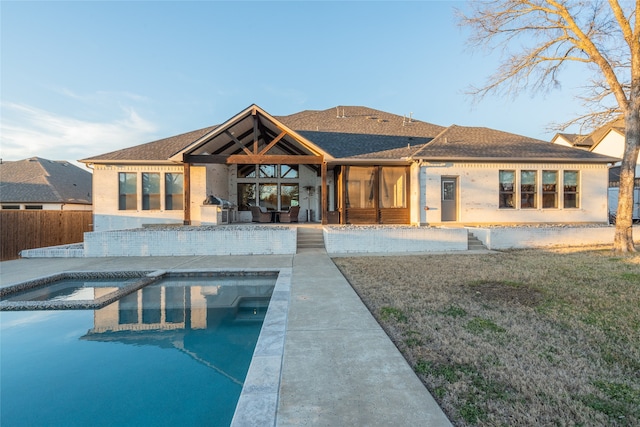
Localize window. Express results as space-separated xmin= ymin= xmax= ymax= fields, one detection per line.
xmin=280 ymin=184 xmax=299 ymax=209
xmin=280 ymin=165 xmax=299 ymax=179
xmin=259 ymin=183 xmax=278 ymax=209
xmin=165 ymin=173 xmax=183 ymax=211
xmin=2 ymin=205 xmax=20 ymax=210
xmin=142 ymin=173 xmax=161 ymax=210
xmin=564 ymin=171 xmax=579 ymax=208
xmin=259 ymin=165 xmax=277 ymax=178
xmin=119 ymin=173 xmax=137 ymax=210
xmin=237 ymin=165 xmax=257 ymax=178
xmin=542 ymin=171 xmax=558 ymax=208
xmin=520 ymin=171 xmax=537 ymax=209
xmin=237 ymin=183 xmax=256 ymax=211
xmin=25 ymin=205 xmax=43 ymax=210
xmin=380 ymin=167 xmax=406 ymax=208
xmin=499 ymin=170 xmax=515 ymax=208
xmin=346 ymin=166 xmax=376 ymax=208
xmin=236 ymin=164 xmax=301 ymax=211
xmin=442 ymin=180 xmax=455 ymax=201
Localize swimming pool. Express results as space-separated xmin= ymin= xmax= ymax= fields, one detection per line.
xmin=0 ymin=271 xmax=283 ymax=427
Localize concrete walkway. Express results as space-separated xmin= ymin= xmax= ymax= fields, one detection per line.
xmin=277 ymin=248 xmax=451 ymax=426
xmin=0 ymin=251 xmax=451 ymax=426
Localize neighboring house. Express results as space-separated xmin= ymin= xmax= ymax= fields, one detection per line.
xmin=81 ymin=104 xmax=616 ymax=232
xmin=0 ymin=157 xmax=92 ymax=211
xmin=551 ymin=117 xmax=639 ymax=220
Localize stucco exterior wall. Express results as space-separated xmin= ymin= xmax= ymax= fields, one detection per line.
xmin=323 ymin=226 xmax=468 ymax=253
xmin=83 ymin=226 xmax=297 ymax=256
xmin=419 ymin=162 xmax=610 ymax=225
xmin=92 ymin=164 xmax=186 ymax=231
xmin=471 ymin=225 xmax=640 ymax=250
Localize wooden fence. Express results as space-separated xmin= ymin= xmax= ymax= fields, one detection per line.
xmin=1 ymin=210 xmax=93 ymax=261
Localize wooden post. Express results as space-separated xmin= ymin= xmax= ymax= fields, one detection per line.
xmin=321 ymin=162 xmax=328 ymax=224
xmin=183 ymin=162 xmax=191 ymax=225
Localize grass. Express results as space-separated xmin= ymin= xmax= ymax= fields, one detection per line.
xmin=333 ymin=246 xmax=640 ymax=427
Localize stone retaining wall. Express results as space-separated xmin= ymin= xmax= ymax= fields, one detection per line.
xmin=323 ymin=226 xmax=468 ymax=254
xmin=470 ymin=225 xmax=640 ymax=250
xmin=83 ymin=226 xmax=297 ymax=257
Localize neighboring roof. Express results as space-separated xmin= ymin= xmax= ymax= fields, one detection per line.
xmin=412 ymin=125 xmax=618 ymax=163
xmin=551 ymin=116 xmax=625 ymax=151
xmin=80 ymin=104 xmax=616 ymax=165
xmin=0 ymin=157 xmax=92 ymax=204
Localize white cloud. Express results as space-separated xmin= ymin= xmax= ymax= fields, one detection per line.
xmin=0 ymin=101 xmax=158 ymax=169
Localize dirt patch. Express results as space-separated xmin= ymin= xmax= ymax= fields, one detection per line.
xmin=467 ymin=280 xmax=544 ymax=307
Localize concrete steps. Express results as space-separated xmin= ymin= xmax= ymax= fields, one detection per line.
xmin=467 ymin=231 xmax=487 ymax=250
xmin=297 ymin=227 xmax=325 ymax=251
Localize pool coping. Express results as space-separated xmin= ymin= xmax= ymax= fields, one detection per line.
xmin=231 ymin=267 xmax=291 ymax=427
xmin=0 ymin=270 xmax=161 ymax=310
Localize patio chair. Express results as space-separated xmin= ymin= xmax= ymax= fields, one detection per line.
xmin=278 ymin=206 xmax=300 ymax=223
xmin=250 ymin=206 xmax=272 ymax=223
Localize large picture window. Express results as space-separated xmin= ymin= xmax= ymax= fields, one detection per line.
xmin=499 ymin=170 xmax=515 ymax=208
xmin=520 ymin=171 xmax=537 ymax=209
xmin=542 ymin=171 xmax=558 ymax=209
xmin=563 ymin=171 xmax=579 ymax=208
xmin=165 ymin=173 xmax=183 ymax=211
xmin=236 ymin=164 xmax=300 ymax=211
xmin=119 ymin=173 xmax=137 ymax=210
xmin=142 ymin=173 xmax=161 ymax=210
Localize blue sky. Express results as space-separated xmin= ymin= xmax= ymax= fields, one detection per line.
xmin=1 ymin=1 xmax=590 ymax=169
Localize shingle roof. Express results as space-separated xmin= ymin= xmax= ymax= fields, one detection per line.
xmin=276 ymin=106 xmax=445 ymax=138
xmin=552 ymin=116 xmax=625 ymax=150
xmin=80 ymin=105 xmax=616 ymax=164
xmin=412 ymin=125 xmax=618 ymax=162
xmin=0 ymin=157 xmax=92 ymax=204
xmin=80 ymin=125 xmax=217 ymax=163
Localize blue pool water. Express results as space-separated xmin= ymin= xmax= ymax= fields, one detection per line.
xmin=1 ymin=277 xmax=139 ymax=302
xmin=0 ymin=274 xmax=275 ymax=427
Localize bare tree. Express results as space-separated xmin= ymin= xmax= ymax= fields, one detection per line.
xmin=459 ymin=0 xmax=639 ymax=253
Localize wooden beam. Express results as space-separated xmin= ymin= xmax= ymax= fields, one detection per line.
xmin=258 ymin=131 xmax=287 ymax=155
xmin=253 ymin=115 xmax=259 ymax=154
xmin=224 ymin=130 xmax=252 ymax=156
xmin=185 ymin=154 xmax=229 ymax=164
xmin=321 ymin=162 xmax=328 ymax=224
xmin=226 ymin=154 xmax=323 ymax=164
xmin=183 ymin=162 xmax=191 ymax=225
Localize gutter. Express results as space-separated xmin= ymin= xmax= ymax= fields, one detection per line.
xmin=412 ymin=156 xmax=619 ymax=164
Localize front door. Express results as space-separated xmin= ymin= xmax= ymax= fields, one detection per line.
xmin=441 ymin=177 xmax=458 ymax=222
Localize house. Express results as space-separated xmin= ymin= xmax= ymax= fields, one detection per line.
xmin=0 ymin=157 xmax=92 ymax=211
xmin=81 ymin=104 xmax=617 ymax=232
xmin=551 ymin=117 xmax=639 ymax=220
